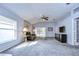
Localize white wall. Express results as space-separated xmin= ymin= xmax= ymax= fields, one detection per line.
xmin=0 ymin=5 xmax=24 ymax=52
xmin=33 ymin=22 xmax=55 ymax=37
xmin=55 ymin=5 xmax=79 ymax=45
xmin=55 ymin=15 xmax=74 ymax=45
xmin=55 ymin=9 xmax=79 ymax=45
xmin=23 ymin=20 xmax=33 ymax=33
xmin=33 ymin=15 xmax=76 ymax=45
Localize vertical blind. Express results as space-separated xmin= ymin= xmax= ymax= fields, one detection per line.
xmin=0 ymin=16 xmax=17 ymax=44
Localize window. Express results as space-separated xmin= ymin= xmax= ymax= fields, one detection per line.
xmin=35 ymin=27 xmax=46 ymax=37
xmin=0 ymin=15 xmax=17 ymax=44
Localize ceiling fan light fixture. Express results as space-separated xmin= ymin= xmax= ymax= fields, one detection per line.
xmin=42 ymin=19 xmax=46 ymax=21
xmin=66 ymin=3 xmax=70 ymax=5
xmin=41 ymin=15 xmax=49 ymax=21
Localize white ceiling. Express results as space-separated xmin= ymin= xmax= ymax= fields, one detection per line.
xmin=1 ymin=3 xmax=79 ymax=24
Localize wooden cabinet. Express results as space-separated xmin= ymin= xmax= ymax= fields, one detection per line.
xmin=55 ymin=33 xmax=67 ymax=43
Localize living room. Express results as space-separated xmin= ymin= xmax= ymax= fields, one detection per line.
xmin=0 ymin=3 xmax=79 ymax=56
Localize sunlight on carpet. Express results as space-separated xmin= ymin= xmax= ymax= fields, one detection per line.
xmin=14 ymin=41 xmax=38 ymax=49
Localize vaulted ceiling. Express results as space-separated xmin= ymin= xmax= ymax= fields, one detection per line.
xmin=1 ymin=3 xmax=79 ymax=24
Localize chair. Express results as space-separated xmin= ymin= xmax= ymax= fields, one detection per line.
xmin=26 ymin=32 xmax=31 ymax=41
xmin=26 ymin=32 xmax=36 ymax=41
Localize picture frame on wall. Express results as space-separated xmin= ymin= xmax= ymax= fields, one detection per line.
xmin=48 ymin=27 xmax=53 ymax=31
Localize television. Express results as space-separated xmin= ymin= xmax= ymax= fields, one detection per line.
xmin=59 ymin=26 xmax=65 ymax=33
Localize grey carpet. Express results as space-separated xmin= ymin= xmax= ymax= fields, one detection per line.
xmin=1 ymin=38 xmax=79 ymax=56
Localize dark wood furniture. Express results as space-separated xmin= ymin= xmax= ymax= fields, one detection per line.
xmin=26 ymin=32 xmax=31 ymax=41
xmin=55 ymin=33 xmax=67 ymax=43
xmin=26 ymin=32 xmax=36 ymax=41
xmin=31 ymin=34 xmax=36 ymax=40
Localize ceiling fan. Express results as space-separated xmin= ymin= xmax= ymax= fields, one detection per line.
xmin=66 ymin=3 xmax=70 ymax=5
xmin=41 ymin=15 xmax=49 ymax=21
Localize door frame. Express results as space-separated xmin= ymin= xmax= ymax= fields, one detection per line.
xmin=74 ymin=17 xmax=79 ymax=45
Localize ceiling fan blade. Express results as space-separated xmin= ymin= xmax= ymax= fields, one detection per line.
xmin=41 ymin=15 xmax=49 ymax=21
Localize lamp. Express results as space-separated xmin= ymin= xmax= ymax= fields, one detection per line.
xmin=42 ymin=19 xmax=46 ymax=21
xmin=23 ymin=27 xmax=29 ymax=35
xmin=23 ymin=27 xmax=28 ymax=32
xmin=23 ymin=27 xmax=29 ymax=41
